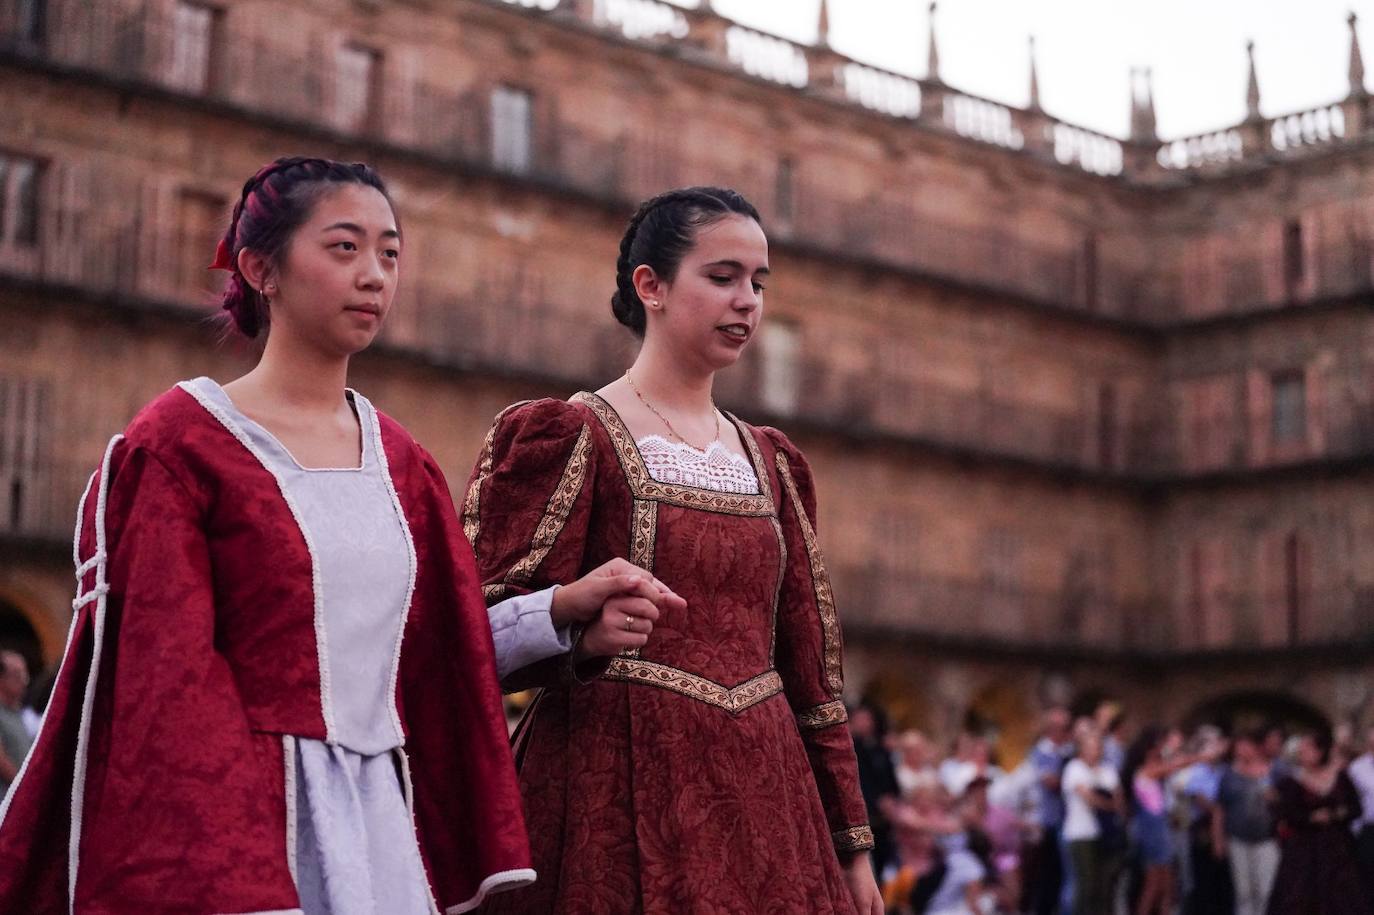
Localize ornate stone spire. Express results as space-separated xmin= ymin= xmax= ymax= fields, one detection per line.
xmin=1129 ymin=66 xmax=1157 ymax=143
xmin=926 ymin=1 xmax=941 ymax=82
xmin=1028 ymin=35 xmax=1041 ymax=110
xmin=816 ymin=0 xmax=831 ymax=49
xmin=1245 ymin=39 xmax=1262 ymax=120
xmin=1350 ymin=11 xmax=1367 ymax=97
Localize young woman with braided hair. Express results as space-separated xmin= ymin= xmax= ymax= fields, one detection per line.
xmin=466 ymin=187 xmax=883 ymax=914
xmin=0 ymin=156 xmax=683 ymax=914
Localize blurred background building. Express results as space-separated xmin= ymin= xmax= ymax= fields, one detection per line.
xmin=1 ymin=0 xmax=1372 ymax=757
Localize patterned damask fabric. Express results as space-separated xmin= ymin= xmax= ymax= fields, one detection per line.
xmin=467 ymin=397 xmax=871 ymax=915
xmin=0 ymin=384 xmax=532 ymax=914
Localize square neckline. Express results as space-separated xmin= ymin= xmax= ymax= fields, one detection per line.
xmin=198 ymin=377 xmax=370 ymax=473
xmin=578 ymin=391 xmax=765 ymax=498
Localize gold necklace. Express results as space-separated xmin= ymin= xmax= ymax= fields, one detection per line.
xmin=624 ymin=372 xmax=721 ymax=451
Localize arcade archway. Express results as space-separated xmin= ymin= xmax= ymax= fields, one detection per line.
xmin=0 ymin=595 xmax=42 ymax=680
xmin=1185 ymin=690 xmax=1330 ymax=736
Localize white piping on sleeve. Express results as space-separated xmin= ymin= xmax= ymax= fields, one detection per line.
xmin=67 ymin=433 xmax=122 ymax=912
xmin=71 ymin=468 xmax=96 ymax=568
xmin=0 ymin=466 xmax=99 ymax=833
xmin=73 ymin=552 xmax=104 ymax=579
xmin=443 ymin=869 xmax=539 ymax=914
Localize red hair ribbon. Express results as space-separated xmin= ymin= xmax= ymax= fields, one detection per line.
xmin=209 ymin=237 xmax=233 ymax=272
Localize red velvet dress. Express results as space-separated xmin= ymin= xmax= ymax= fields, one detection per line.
xmin=0 ymin=384 xmax=531 ymax=914
xmin=466 ymin=393 xmax=873 ymax=914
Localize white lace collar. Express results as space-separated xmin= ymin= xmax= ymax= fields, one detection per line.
xmin=635 ymin=434 xmax=760 ymax=495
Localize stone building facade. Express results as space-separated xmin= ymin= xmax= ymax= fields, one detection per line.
xmin=2 ymin=0 xmax=1372 ymax=755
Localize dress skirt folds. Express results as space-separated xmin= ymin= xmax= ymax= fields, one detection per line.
xmin=466 ymin=394 xmax=873 ymax=914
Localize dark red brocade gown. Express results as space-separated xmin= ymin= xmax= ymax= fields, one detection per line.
xmin=468 ymin=393 xmax=873 ymax=915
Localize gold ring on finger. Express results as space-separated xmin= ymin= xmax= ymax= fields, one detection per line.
xmin=624 ymin=615 xmax=635 ymax=631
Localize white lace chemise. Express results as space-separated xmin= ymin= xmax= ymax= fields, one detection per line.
xmin=636 ymin=434 xmax=759 ymax=493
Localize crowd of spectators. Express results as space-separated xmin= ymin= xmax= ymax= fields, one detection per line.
xmin=851 ymin=700 xmax=1374 ymax=915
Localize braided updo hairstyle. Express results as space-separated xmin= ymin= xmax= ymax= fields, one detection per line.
xmin=212 ymin=156 xmax=395 ymax=338
xmin=611 ymin=187 xmax=761 ymax=337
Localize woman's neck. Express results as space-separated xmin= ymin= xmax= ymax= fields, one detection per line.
xmin=243 ymin=332 xmax=350 ymax=414
xmin=626 ymin=338 xmax=715 ymax=415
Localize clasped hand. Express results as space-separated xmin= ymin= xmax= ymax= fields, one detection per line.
xmin=550 ymin=558 xmax=685 ymax=658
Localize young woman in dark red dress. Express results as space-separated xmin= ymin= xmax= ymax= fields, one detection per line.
xmin=468 ymin=188 xmax=883 ymax=914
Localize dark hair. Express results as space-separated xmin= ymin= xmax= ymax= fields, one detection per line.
xmin=1122 ymin=724 xmax=1167 ymax=814
xmin=213 ymin=156 xmax=394 ymax=338
xmin=1302 ymin=728 xmax=1334 ymax=765
xmin=611 ymin=186 xmax=761 ymax=337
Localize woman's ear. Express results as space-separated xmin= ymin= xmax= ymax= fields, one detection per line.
xmin=632 ymin=264 xmax=666 ymax=312
xmin=236 ymin=248 xmax=275 ymax=297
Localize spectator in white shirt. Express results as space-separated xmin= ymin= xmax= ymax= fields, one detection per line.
xmin=895 ymin=729 xmax=940 ymax=798
xmin=940 ymin=732 xmax=1004 ymax=799
xmin=1062 ymin=729 xmax=1123 ymax=915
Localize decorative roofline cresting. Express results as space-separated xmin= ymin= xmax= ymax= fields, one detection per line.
xmin=494 ymin=0 xmax=1374 ymax=185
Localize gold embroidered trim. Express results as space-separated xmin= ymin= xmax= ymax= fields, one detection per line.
xmin=630 ymin=499 xmax=657 ymax=570
xmin=498 ymin=424 xmax=592 ymax=593
xmin=573 ymin=392 xmax=774 ymax=517
xmin=605 ymin=658 xmax=782 ymax=715
xmin=776 ymin=453 xmax=844 ymax=699
xmin=462 ymin=411 xmax=506 ymax=544
xmin=738 ymin=419 xmax=774 ymax=504
xmin=767 ymin=515 xmax=786 ymax=666
xmin=482 ymin=583 xmax=507 ymax=601
xmin=622 ymin=499 xmax=659 ymax=660
xmin=797 ymin=700 xmax=849 ymax=730
xmin=833 ymin=825 xmax=875 ymax=852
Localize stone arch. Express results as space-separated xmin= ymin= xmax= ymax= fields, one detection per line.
xmin=861 ymin=671 xmax=936 ymax=738
xmin=0 ymin=593 xmax=46 ymax=681
xmin=0 ymin=585 xmax=65 ymax=670
xmin=967 ymin=677 xmax=1039 ymax=766
xmin=1184 ymin=689 xmax=1330 ymax=737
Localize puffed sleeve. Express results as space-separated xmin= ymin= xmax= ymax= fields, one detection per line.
xmin=463 ymin=399 xmax=602 ymax=692
xmin=765 ymin=428 xmax=874 ymax=859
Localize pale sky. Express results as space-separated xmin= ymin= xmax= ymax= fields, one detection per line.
xmin=701 ymin=0 xmax=1374 ymax=140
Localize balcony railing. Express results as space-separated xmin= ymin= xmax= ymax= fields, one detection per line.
xmin=831 ymin=566 xmax=1141 ymax=651
xmin=8 ymin=179 xmax=1374 ymax=482
xmin=0 ymin=461 xmax=89 ymax=546
xmin=830 ymin=568 xmax=1374 ymax=655
xmin=1145 ymin=585 xmax=1374 ymax=654
xmin=6 ymin=4 xmax=1374 ymax=326
xmin=1149 ymin=233 xmax=1374 ymax=323
xmin=0 ymin=1 xmax=1152 ymax=323
xmin=716 ymin=356 xmax=1095 ymax=470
